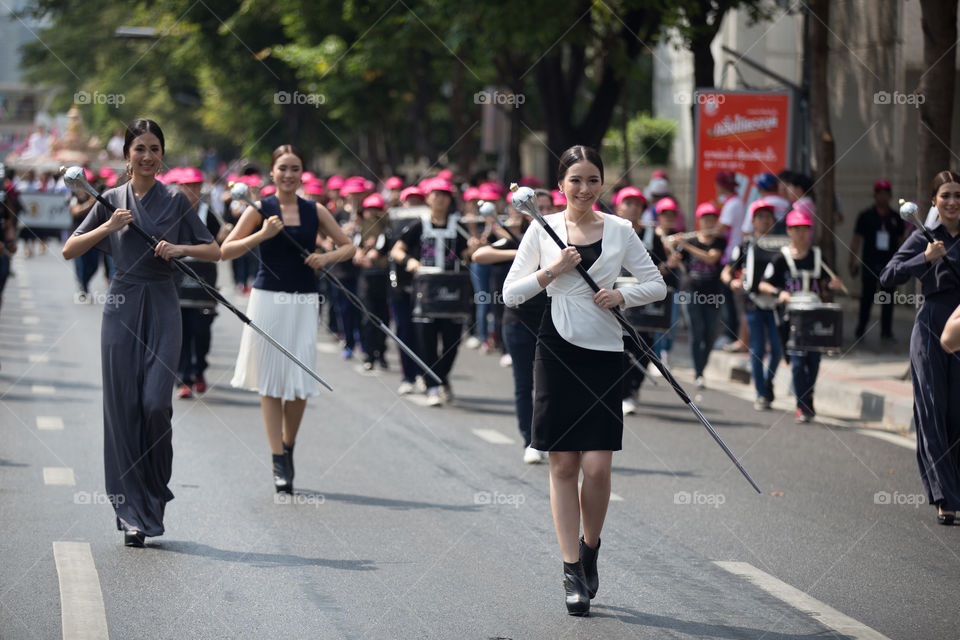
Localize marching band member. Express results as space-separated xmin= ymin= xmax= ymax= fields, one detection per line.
xmin=758 ymin=209 xmax=842 ymax=423
xmin=503 ymin=146 xmax=665 ymax=616
xmin=390 ymin=178 xmax=476 ymax=406
xmin=721 ymin=199 xmax=782 ymax=410
xmin=63 ymin=119 xmax=220 ymax=546
xmin=222 ymin=145 xmax=355 ymax=493
xmin=354 ymin=193 xmax=392 ymax=370
xmin=880 ymin=171 xmax=960 ymax=525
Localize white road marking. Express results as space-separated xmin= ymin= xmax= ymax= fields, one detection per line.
xmin=29 ymin=354 xmax=50 ymax=364
xmin=43 ymin=467 xmax=76 ymax=485
xmin=37 ymin=416 xmax=65 ymax=430
xmin=472 ymin=428 xmax=516 ymax=445
xmin=609 ymin=492 xmax=624 ymax=502
xmin=21 ymin=301 xmax=35 ymax=310
xmin=26 ymin=333 xmax=44 ymax=343
xmin=714 ymin=561 xmax=891 ymax=639
xmin=853 ymin=428 xmax=916 ymax=450
xmin=53 ymin=541 xmax=110 ymax=640
xmin=316 ymin=342 xmax=339 ymax=354
xmin=18 ymin=290 xmax=33 ymax=298
xmin=22 ymin=316 xmax=40 ymax=325
xmin=32 ymin=385 xmax=56 ymax=395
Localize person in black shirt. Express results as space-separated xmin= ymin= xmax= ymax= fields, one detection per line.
xmin=354 ymin=193 xmax=393 ymax=370
xmin=721 ymin=200 xmax=783 ymax=410
xmin=647 ymin=198 xmax=684 ymax=363
xmin=759 ymin=209 xmax=843 ymax=423
xmin=849 ymin=179 xmax=905 ymax=342
xmin=0 ymin=166 xmax=18 ymax=320
xmin=472 ymin=212 xmax=548 ymax=463
xmin=390 ymin=178 xmax=475 ymax=406
xmin=670 ymin=202 xmax=727 ymax=388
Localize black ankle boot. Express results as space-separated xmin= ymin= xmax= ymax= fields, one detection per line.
xmin=272 ymin=454 xmax=292 ymax=493
xmin=579 ymin=537 xmax=601 ymax=599
xmin=283 ymin=442 xmax=295 ymax=482
xmin=562 ymin=561 xmax=590 ymax=616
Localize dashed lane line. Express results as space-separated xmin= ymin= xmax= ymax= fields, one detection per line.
xmin=714 ymin=561 xmax=892 ymax=640
xmin=52 ymin=542 xmax=110 ymax=640
xmin=43 ymin=467 xmax=76 ymax=486
xmin=37 ymin=416 xmax=65 ymax=430
xmin=472 ymin=428 xmax=516 ymax=445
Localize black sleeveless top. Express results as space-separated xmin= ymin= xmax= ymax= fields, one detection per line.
xmin=252 ymin=195 xmax=320 ymax=293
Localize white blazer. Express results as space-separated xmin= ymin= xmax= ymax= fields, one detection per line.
xmin=503 ymin=213 xmax=667 ymax=351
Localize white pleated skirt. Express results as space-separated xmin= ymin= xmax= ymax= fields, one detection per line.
xmin=231 ymin=288 xmax=322 ymax=400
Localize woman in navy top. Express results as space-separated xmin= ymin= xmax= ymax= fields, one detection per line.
xmin=222 ymin=145 xmax=355 ymax=493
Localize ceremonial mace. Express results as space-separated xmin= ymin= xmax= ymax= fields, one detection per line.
xmin=510 ymin=184 xmax=762 ymax=493
xmin=61 ymin=166 xmax=333 ymax=391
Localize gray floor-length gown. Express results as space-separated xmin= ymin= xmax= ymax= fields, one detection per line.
xmin=75 ymin=181 xmax=214 ymax=536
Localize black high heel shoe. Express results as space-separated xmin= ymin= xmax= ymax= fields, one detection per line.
xmin=272 ymin=454 xmax=292 ymax=493
xmin=579 ymin=537 xmax=601 ymax=599
xmin=123 ymin=530 xmax=145 ymax=547
xmin=283 ymin=442 xmax=295 ymax=482
xmin=562 ymin=561 xmax=590 ymax=616
xmin=937 ymin=510 xmax=956 ymax=525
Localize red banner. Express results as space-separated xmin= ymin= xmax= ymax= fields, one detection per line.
xmin=693 ymin=90 xmax=794 ymax=209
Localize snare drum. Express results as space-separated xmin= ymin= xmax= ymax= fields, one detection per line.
xmin=615 ymin=277 xmax=674 ymax=332
xmin=784 ymin=302 xmax=843 ymax=352
xmin=412 ymin=269 xmax=474 ymax=320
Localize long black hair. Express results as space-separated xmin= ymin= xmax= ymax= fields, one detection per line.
xmin=558 ymin=145 xmax=604 ymax=183
xmin=123 ymin=118 xmax=165 ymax=158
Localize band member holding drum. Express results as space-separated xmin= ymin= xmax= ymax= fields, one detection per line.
xmin=880 ymin=170 xmax=960 ymax=525
xmin=759 ymin=209 xmax=842 ymax=423
xmin=503 ymin=146 xmax=666 ymax=616
xmin=472 ymin=210 xmax=548 ymax=464
xmin=390 ymin=178 xmax=475 ymax=406
xmin=63 ymin=119 xmax=220 ymax=546
xmin=670 ymin=202 xmax=727 ymax=389
xmin=721 ymin=200 xmax=783 ymax=410
xmin=174 ymin=167 xmax=225 ymax=398
xmin=223 ymin=145 xmax=355 ymax=494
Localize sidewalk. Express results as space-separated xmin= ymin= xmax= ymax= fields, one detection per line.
xmin=663 ymin=295 xmax=918 ymax=434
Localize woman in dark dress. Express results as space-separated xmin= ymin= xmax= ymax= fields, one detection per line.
xmin=880 ymin=170 xmax=960 ymax=525
xmin=62 ymin=119 xmax=220 ymax=546
xmin=503 ymin=146 xmax=666 ymax=616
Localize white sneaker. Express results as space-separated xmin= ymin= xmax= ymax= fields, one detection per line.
xmin=464 ymin=336 xmax=482 ymax=349
xmin=622 ymin=397 xmax=637 ymax=415
xmin=523 ymin=446 xmax=544 ymax=464
xmin=695 ymin=376 xmax=706 ymax=389
xmin=397 ymin=380 xmax=415 ymax=395
xmin=440 ymin=384 xmax=454 ymax=403
xmin=649 ymin=362 xmax=663 ymax=377
xmin=499 ymin=353 xmax=513 ymax=368
xmin=414 ymin=376 xmax=428 ymax=394
xmin=426 ymin=387 xmax=442 ymax=406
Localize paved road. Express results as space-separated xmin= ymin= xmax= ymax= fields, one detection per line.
xmin=1 ymin=251 xmax=956 ymax=640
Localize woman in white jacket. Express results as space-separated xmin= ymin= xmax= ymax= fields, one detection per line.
xmin=503 ymin=146 xmax=666 ymax=616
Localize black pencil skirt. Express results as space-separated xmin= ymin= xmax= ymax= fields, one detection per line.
xmin=531 ymin=307 xmax=624 ymax=452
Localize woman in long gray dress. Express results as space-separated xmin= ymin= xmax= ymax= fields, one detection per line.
xmin=62 ymin=119 xmax=220 ymax=546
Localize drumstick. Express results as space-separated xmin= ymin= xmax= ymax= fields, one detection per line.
xmin=820 ymin=261 xmax=849 ymax=295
